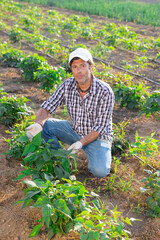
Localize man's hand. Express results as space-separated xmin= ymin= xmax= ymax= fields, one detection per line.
xmin=26 ymin=123 xmax=43 ymax=141
xmin=67 ymin=141 xmax=82 ymax=154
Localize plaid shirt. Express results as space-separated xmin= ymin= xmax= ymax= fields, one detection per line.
xmin=41 ymin=76 xmax=115 ymax=142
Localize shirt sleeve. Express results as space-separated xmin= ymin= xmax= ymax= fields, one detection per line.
xmin=41 ymin=82 xmax=65 ymax=114
xmin=91 ymin=89 xmax=115 ymax=135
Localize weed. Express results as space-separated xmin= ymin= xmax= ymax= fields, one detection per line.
xmin=140 ymin=169 xmax=160 ymax=217
xmin=129 ymin=132 xmax=160 ymax=166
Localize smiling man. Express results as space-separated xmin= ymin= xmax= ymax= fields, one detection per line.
xmin=26 ymin=48 xmax=115 ymax=178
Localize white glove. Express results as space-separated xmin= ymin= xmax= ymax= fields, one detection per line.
xmin=26 ymin=123 xmax=43 ymax=141
xmin=67 ymin=141 xmax=82 ymax=154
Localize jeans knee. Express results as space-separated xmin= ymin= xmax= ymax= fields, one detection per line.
xmin=90 ymin=167 xmax=110 ymax=178
xmin=43 ymin=118 xmax=52 ymax=129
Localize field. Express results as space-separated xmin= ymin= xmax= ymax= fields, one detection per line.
xmin=0 ymin=0 xmax=160 ymax=239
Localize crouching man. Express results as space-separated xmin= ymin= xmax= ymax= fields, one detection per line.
xmin=26 ymin=48 xmax=115 ymax=178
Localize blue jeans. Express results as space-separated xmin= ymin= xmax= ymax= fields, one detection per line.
xmin=41 ymin=118 xmax=112 ymax=178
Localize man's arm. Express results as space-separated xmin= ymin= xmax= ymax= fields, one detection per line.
xmin=35 ymin=107 xmax=50 ymax=127
xmin=80 ymin=130 xmax=100 ymax=146
xmin=68 ymin=131 xmax=100 ymax=154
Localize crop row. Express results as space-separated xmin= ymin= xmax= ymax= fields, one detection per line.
xmin=1 ymin=0 xmax=160 ymax=88
xmin=18 ymin=0 xmax=160 ymax=27
xmin=1 ymin=0 xmax=160 ymax=53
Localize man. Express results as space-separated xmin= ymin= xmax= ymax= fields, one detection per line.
xmin=26 ymin=48 xmax=115 ymax=178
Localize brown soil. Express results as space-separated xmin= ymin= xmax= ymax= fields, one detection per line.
xmin=0 ymin=1 xmax=160 ymax=240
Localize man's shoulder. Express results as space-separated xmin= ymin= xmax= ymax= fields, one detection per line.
xmin=94 ymin=77 xmax=113 ymax=94
xmin=62 ymin=77 xmax=75 ymax=88
xmin=64 ymin=77 xmax=74 ymax=83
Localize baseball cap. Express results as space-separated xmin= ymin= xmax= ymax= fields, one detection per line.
xmin=69 ymin=48 xmax=93 ymax=65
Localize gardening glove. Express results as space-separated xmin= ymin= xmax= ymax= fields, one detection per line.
xmin=67 ymin=141 xmax=82 ymax=154
xmin=26 ymin=123 xmax=43 ymax=141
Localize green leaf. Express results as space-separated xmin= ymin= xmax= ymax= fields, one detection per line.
xmin=22 ymin=199 xmax=33 ymax=209
xmin=67 ymin=198 xmax=76 ymax=211
xmin=17 ymin=135 xmax=29 ymax=143
xmin=14 ymin=173 xmax=28 ymax=181
xmin=23 ymin=180 xmax=37 ymax=187
xmin=53 ymin=199 xmax=71 ymax=219
xmin=51 ymin=214 xmax=57 ymax=223
xmin=85 ymin=220 xmax=95 ymax=229
xmin=43 ymin=173 xmax=53 ymax=182
xmin=54 ymin=166 xmax=64 ymax=180
xmin=80 ymin=234 xmax=88 ymax=240
xmin=51 ymin=149 xmax=69 ymax=158
xmin=32 ymin=132 xmax=41 ymax=146
xmin=35 ymin=158 xmax=45 ymax=171
xmin=100 ymin=232 xmax=110 ymax=240
xmin=154 ymin=190 xmax=160 ymax=201
xmin=22 ymin=143 xmax=36 ymax=156
xmin=86 ymin=231 xmax=99 ymax=240
xmin=65 ymin=220 xmax=74 ymax=234
xmin=115 ymin=222 xmax=124 ymax=234
xmin=92 ymin=199 xmax=101 ymax=212
xmin=29 ymin=224 xmax=43 ymax=238
xmin=74 ymin=217 xmax=84 ymax=223
xmin=125 ymin=217 xmax=132 ymax=225
xmin=42 ymin=204 xmax=54 ymax=228
xmin=74 ymin=222 xmax=83 ymax=231
xmin=34 ymin=195 xmax=51 ymax=208
xmin=80 ymin=200 xmax=91 ymax=212
xmin=43 ymin=152 xmax=51 ymax=162
xmin=48 ymin=226 xmax=55 ymax=240
xmin=25 ymin=190 xmax=41 ymax=200
xmin=0 ymin=106 xmax=6 ymax=116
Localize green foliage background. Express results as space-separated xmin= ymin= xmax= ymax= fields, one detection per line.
xmin=19 ymin=0 xmax=160 ymax=26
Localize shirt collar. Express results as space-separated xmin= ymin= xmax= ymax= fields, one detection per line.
xmin=89 ymin=75 xmax=97 ymax=95
xmin=71 ymin=75 xmax=97 ymax=95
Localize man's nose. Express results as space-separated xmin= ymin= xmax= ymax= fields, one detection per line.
xmin=77 ymin=66 xmax=82 ymax=72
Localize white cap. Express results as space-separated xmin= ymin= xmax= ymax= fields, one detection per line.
xmin=69 ymin=48 xmax=93 ymax=65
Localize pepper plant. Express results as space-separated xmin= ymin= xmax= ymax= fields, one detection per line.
xmin=0 ymin=48 xmax=25 ymax=67
xmin=114 ymin=81 xmax=149 ymax=110
xmin=18 ymin=54 xmax=48 ymax=81
xmin=4 ymin=115 xmax=35 ymax=159
xmin=0 ymin=89 xmax=33 ymax=126
xmin=139 ymin=91 xmax=160 ymax=118
xmin=34 ymin=66 xmax=66 ymax=92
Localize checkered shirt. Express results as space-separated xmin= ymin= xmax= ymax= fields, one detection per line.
xmin=41 ymin=75 xmax=115 ymax=142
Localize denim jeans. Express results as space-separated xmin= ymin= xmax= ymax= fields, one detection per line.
xmin=41 ymin=118 xmax=112 ymax=178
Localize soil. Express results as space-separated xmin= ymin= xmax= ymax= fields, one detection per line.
xmin=0 ymin=1 xmax=160 ymax=240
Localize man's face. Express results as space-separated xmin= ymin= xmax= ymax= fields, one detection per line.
xmin=71 ymin=58 xmax=93 ymax=85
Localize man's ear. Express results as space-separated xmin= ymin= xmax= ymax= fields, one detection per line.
xmin=90 ymin=63 xmax=93 ymax=71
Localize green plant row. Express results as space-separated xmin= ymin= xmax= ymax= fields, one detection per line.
xmin=17 ymin=0 xmax=160 ymax=27
xmin=113 ymin=81 xmax=160 ymax=118
xmin=6 ymin=117 xmax=159 ymax=239
xmin=1 ymin=0 xmax=160 ymax=53
xmin=1 ymin=0 xmax=160 ymax=79
xmin=10 ymin=131 xmax=133 ymax=239
xmin=1 ymin=43 xmax=160 ymax=118
xmin=0 ymin=44 xmax=66 ymax=92
xmin=1 ymin=0 xmax=160 ymax=76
